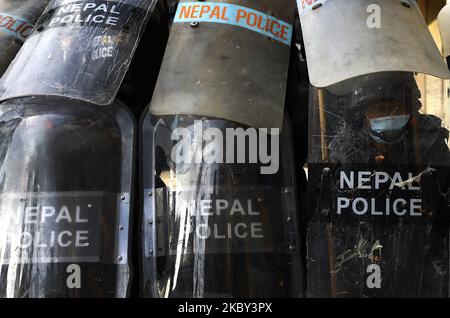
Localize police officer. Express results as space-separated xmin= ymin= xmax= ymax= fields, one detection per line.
xmin=330 ymin=72 xmax=450 ymax=167
xmin=308 ymin=71 xmax=450 ymax=297
xmin=299 ymin=0 xmax=450 ymax=297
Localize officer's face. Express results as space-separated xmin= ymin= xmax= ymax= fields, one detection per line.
xmin=365 ymin=100 xmax=412 ymax=145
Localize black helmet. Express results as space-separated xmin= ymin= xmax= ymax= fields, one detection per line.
xmin=351 ymin=71 xmax=421 ymax=111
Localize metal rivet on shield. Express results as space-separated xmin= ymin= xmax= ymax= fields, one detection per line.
xmin=284 ymin=188 xmax=290 ymax=194
xmin=119 ymin=225 xmax=124 ymax=230
xmin=149 ymin=249 xmax=154 ymax=254
xmin=190 ymin=21 xmax=199 ymax=28
xmin=401 ymin=1 xmax=411 ymax=8
xmin=148 ymin=191 xmax=153 ymax=196
xmin=148 ymin=219 xmax=153 ymax=225
xmin=312 ymin=3 xmax=322 ymax=10
xmin=88 ymin=204 xmax=92 ymax=208
xmin=322 ymin=167 xmax=331 ymax=176
xmin=121 ymin=196 xmax=126 ymax=201
xmin=85 ymin=243 xmax=90 ymax=247
xmin=287 ymin=217 xmax=292 ymax=223
xmin=289 ymin=245 xmax=295 ymax=250
xmin=118 ymin=256 xmax=123 ymax=261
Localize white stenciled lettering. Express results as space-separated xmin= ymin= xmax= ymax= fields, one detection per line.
xmin=55 ymin=206 xmax=72 ymax=223
xmin=58 ymin=231 xmax=72 ymax=247
xmin=336 ymin=197 xmax=422 ymax=217
xmin=8 ymin=230 xmax=92 ymax=249
xmin=75 ymin=230 xmax=89 ymax=247
xmin=193 ymin=223 xmax=265 ymax=240
xmin=336 ymin=170 xmax=423 ymax=217
xmin=339 ymin=170 xmax=421 ymax=190
xmin=49 ymin=2 xmax=122 ymax=28
xmin=8 ymin=205 xmax=89 ymax=224
xmin=182 ymin=198 xmax=266 ymax=240
xmin=3 ymin=201 xmax=93 ymax=251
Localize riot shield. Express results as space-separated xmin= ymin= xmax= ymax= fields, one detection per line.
xmin=0 ymin=0 xmax=49 ymax=76
xmin=140 ymin=114 xmax=303 ymax=298
xmin=0 ymin=96 xmax=135 ymax=298
xmin=139 ymin=0 xmax=303 ymax=298
xmin=149 ymin=0 xmax=295 ymax=130
xmin=306 ymin=72 xmax=450 ymax=297
xmin=0 ymin=0 xmax=157 ymax=105
xmin=298 ymin=0 xmax=450 ymax=88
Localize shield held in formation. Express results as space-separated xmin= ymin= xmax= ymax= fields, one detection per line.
xmin=141 ymin=0 xmax=305 ymax=298
xmin=0 ymin=97 xmax=135 ymax=298
xmin=300 ymin=0 xmax=450 ymax=298
xmin=0 ymin=0 xmax=158 ymax=297
xmin=0 ymin=0 xmax=157 ymax=105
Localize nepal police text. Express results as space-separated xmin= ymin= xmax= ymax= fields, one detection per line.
xmin=2 ymin=205 xmax=90 ymax=249
xmin=336 ymin=171 xmax=423 ymax=216
xmin=181 ymin=199 xmax=264 ymax=240
xmin=48 ymin=2 xmax=121 ymax=28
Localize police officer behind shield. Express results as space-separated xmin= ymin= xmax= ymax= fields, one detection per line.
xmin=330 ymin=72 xmax=450 ymax=169
xmin=316 ymin=71 xmax=450 ymax=297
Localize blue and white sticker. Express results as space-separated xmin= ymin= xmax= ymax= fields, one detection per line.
xmin=0 ymin=13 xmax=33 ymax=42
xmin=174 ymin=2 xmax=293 ymax=46
xmin=297 ymin=0 xmax=327 ymax=15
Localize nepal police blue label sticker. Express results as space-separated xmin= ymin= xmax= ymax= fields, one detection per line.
xmin=0 ymin=13 xmax=34 ymax=42
xmin=174 ymin=2 xmax=293 ymax=46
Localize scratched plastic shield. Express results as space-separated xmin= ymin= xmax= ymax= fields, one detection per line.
xmin=0 ymin=0 xmax=156 ymax=105
xmin=0 ymin=0 xmax=49 ymax=76
xmin=140 ymin=113 xmax=304 ymax=298
xmin=149 ymin=0 xmax=296 ymax=130
xmin=306 ymin=72 xmax=450 ymax=297
xmin=0 ymin=96 xmax=135 ymax=298
xmin=298 ymin=0 xmax=450 ymax=88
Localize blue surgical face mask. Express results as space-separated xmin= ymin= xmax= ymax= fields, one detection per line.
xmin=369 ymin=115 xmax=410 ymax=133
xmin=368 ymin=115 xmax=410 ymax=145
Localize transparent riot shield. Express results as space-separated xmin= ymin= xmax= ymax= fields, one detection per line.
xmin=140 ymin=113 xmax=304 ymax=298
xmin=307 ymin=72 xmax=450 ymax=297
xmin=0 ymin=0 xmax=157 ymax=105
xmin=0 ymin=0 xmax=49 ymax=76
xmin=0 ymin=96 xmax=135 ymax=298
xmin=298 ymin=0 xmax=450 ymax=88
